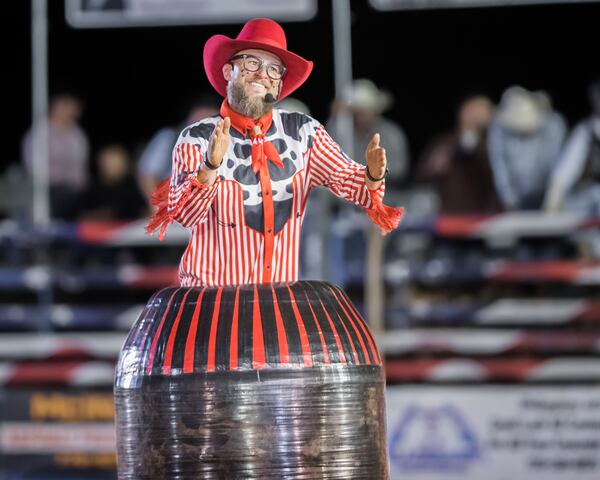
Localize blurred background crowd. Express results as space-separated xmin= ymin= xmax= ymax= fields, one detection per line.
xmin=7 ymin=76 xmax=600 ymax=223
xmin=7 ymin=76 xmax=600 ymax=295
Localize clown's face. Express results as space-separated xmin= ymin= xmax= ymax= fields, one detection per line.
xmin=223 ymin=49 xmax=284 ymax=119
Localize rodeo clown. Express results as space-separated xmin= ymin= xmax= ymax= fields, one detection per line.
xmin=147 ymin=18 xmax=404 ymax=287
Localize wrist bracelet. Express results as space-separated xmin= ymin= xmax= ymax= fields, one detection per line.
xmin=204 ymin=156 xmax=222 ymax=170
xmin=366 ymin=166 xmax=388 ymax=182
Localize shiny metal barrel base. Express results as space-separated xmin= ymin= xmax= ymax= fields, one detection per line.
xmin=115 ymin=365 xmax=388 ymax=479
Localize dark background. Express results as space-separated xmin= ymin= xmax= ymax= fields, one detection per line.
xmin=4 ymin=0 xmax=600 ymax=172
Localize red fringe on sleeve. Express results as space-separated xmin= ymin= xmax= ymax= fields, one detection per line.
xmin=145 ymin=176 xmax=203 ymax=241
xmin=364 ymin=185 xmax=404 ymax=235
xmin=365 ymin=203 xmax=405 ymax=235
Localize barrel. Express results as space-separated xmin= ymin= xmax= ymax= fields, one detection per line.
xmin=114 ymin=281 xmax=389 ymax=479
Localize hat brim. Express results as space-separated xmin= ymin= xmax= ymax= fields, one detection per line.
xmin=203 ymin=35 xmax=313 ymax=101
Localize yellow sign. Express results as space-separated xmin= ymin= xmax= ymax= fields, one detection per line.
xmin=30 ymin=393 xmax=114 ymax=422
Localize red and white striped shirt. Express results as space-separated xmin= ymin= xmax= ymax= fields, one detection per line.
xmin=150 ymin=102 xmax=400 ymax=287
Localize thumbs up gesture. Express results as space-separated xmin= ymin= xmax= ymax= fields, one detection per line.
xmin=365 ymin=133 xmax=387 ymax=186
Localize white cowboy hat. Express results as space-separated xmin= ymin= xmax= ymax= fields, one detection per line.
xmin=342 ymin=79 xmax=393 ymax=112
xmin=497 ymin=85 xmax=550 ymax=133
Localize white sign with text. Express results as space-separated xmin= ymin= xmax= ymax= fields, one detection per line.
xmin=386 ymin=386 xmax=600 ymax=480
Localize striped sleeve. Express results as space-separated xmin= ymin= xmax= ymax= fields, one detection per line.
xmin=308 ymin=124 xmax=385 ymax=209
xmin=169 ymin=141 xmax=220 ymax=228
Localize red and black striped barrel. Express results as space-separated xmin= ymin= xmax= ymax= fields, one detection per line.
xmin=114 ymin=281 xmax=389 ymax=479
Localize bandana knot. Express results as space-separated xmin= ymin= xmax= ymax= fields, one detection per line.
xmin=220 ymin=100 xmax=283 ymax=175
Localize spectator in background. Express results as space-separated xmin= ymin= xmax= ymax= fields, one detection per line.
xmin=21 ymin=93 xmax=90 ymax=220
xmin=488 ymin=86 xmax=566 ymax=210
xmin=327 ymin=79 xmax=410 ymax=196
xmin=80 ymin=144 xmax=147 ymax=221
xmin=276 ymin=96 xmax=312 ymax=115
xmin=544 ymin=78 xmax=600 ymax=214
xmin=417 ymin=94 xmax=499 ymax=213
xmin=136 ymin=94 xmax=220 ymax=199
xmin=324 ymin=79 xmax=410 ymax=287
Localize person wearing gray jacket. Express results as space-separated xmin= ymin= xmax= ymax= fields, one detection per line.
xmin=488 ymin=86 xmax=566 ymax=210
xmin=544 ymin=79 xmax=600 ymax=214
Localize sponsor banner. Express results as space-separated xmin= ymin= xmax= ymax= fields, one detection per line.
xmin=0 ymin=391 xmax=116 ymax=474
xmin=1 ymin=423 xmax=115 ymax=454
xmin=66 ymin=0 xmax=317 ymax=28
xmin=370 ymin=0 xmax=599 ymax=10
xmin=386 ymin=385 xmax=600 ymax=480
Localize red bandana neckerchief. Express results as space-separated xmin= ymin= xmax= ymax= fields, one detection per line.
xmin=220 ymin=100 xmax=283 ymax=174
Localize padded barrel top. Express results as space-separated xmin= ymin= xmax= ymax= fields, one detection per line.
xmin=116 ymin=281 xmax=381 ymax=382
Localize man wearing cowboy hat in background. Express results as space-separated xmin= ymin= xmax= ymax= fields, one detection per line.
xmin=146 ymin=18 xmax=403 ymax=287
xmin=328 ymin=79 xmax=411 ymax=198
xmin=488 ymin=85 xmax=566 ymax=211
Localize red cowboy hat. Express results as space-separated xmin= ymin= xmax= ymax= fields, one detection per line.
xmin=203 ymin=18 xmax=313 ymax=101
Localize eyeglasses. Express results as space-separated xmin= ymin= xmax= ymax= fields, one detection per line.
xmin=229 ymin=54 xmax=286 ymax=80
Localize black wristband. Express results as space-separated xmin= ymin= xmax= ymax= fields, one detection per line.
xmin=204 ymin=156 xmax=222 ymax=170
xmin=366 ymin=166 xmax=388 ymax=182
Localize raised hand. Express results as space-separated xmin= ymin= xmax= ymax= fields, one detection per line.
xmin=207 ymin=116 xmax=231 ymax=167
xmin=365 ymin=133 xmax=387 ymax=183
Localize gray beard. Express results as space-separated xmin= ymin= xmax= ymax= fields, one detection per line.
xmin=227 ymin=82 xmax=273 ymax=119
